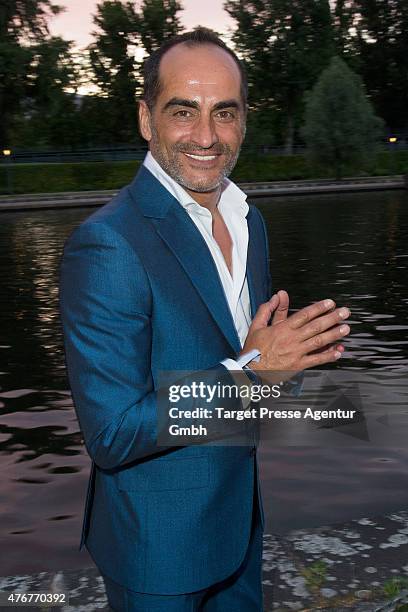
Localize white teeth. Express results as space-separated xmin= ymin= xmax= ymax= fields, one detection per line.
xmin=184 ymin=153 xmax=217 ymax=161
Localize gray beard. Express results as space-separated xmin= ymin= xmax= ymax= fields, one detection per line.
xmin=149 ymin=127 xmax=241 ymax=193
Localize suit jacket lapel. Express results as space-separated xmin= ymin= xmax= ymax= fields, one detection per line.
xmin=129 ymin=166 xmax=242 ymax=354
xmin=156 ymin=209 xmax=242 ymax=353
xmin=246 ymin=207 xmax=265 ymax=318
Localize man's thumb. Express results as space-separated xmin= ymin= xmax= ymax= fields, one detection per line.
xmin=251 ymin=294 xmax=278 ymax=330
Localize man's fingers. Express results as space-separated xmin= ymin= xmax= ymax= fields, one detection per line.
xmin=304 ymin=323 xmax=350 ymax=353
xmin=288 ymin=299 xmax=337 ymax=330
xmin=298 ymin=307 xmax=351 ymax=341
xmin=271 ymin=289 xmax=289 ymax=325
xmin=250 ymin=294 xmax=278 ymax=330
xmin=301 ymin=345 xmax=345 ymax=368
xmin=308 ymin=343 xmax=345 ymax=356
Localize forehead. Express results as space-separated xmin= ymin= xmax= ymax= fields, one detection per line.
xmin=158 ymin=43 xmax=242 ymax=102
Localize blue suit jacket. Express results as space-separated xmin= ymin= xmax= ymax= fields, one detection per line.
xmin=59 ymin=165 xmax=272 ymax=595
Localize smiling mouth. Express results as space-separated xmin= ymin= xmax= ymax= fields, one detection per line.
xmin=183 ymin=153 xmax=218 ymax=161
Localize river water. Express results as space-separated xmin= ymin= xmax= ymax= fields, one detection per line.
xmin=0 ymin=190 xmax=407 ymax=576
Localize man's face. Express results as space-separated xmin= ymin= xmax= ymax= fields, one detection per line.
xmin=139 ymin=43 xmax=246 ymax=194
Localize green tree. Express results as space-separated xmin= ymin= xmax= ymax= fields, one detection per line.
xmin=333 ymin=0 xmax=355 ymax=57
xmin=88 ymin=1 xmax=140 ymax=143
xmin=87 ymin=0 xmax=182 ymax=144
xmin=225 ymin=0 xmax=335 ymax=153
xmin=302 ymin=56 xmax=384 ymax=179
xmin=139 ymin=0 xmax=182 ymax=54
xmin=352 ymin=0 xmax=408 ymax=132
xmin=13 ymin=37 xmax=80 ymax=148
xmin=0 ymin=0 xmax=62 ymax=148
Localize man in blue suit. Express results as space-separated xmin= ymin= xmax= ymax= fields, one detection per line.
xmin=60 ymin=28 xmax=350 ymax=611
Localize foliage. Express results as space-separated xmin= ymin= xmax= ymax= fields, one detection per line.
xmin=0 ymin=0 xmax=63 ymax=148
xmin=231 ymin=154 xmax=312 ymax=182
xmin=225 ymin=0 xmax=335 ymax=152
xmin=332 ymin=0 xmax=355 ymax=58
xmin=375 ymin=150 xmax=408 ymax=176
xmin=244 ymin=107 xmax=280 ymax=149
xmin=301 ymin=560 xmax=328 ymax=592
xmin=1 ymin=0 xmax=183 ymax=149
xmin=87 ymin=1 xmax=141 ymax=143
xmin=2 ymin=1 xmax=408 ymax=150
xmin=12 ymin=37 xmax=80 ymax=148
xmin=0 ymin=160 xmax=141 ymax=194
xmin=3 ymin=149 xmax=406 ymax=195
xmin=0 ymin=0 xmax=62 ymax=40
xmin=383 ymin=577 xmax=408 ymax=599
xmin=352 ymin=0 xmax=408 ymax=132
xmin=139 ymin=0 xmax=183 ymax=54
xmin=85 ymin=0 xmax=182 ymax=144
xmin=0 ymin=38 xmax=32 ymax=146
xmin=302 ymin=56 xmax=384 ymax=179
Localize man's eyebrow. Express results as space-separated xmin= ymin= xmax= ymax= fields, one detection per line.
xmin=162 ymin=98 xmax=200 ymax=111
xmin=162 ymin=98 xmax=242 ymax=112
xmin=212 ymin=100 xmax=241 ymax=111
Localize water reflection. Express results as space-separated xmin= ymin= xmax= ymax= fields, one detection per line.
xmin=256 ymin=190 xmax=408 ymax=370
xmin=0 ymin=191 xmax=407 ymax=575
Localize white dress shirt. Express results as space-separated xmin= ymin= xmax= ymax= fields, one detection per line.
xmin=143 ymin=152 xmax=259 ymax=371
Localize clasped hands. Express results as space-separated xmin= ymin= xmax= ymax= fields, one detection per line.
xmin=241 ymin=290 xmax=351 ymax=376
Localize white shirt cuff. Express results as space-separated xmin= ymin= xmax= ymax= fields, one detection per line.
xmin=221 ymin=349 xmax=261 ymax=410
xmin=221 ymin=348 xmax=261 ymax=373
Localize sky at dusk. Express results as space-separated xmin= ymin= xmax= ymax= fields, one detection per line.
xmin=49 ymin=0 xmax=232 ymax=49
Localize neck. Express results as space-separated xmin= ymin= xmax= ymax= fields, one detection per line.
xmin=184 ymin=185 xmax=221 ymax=213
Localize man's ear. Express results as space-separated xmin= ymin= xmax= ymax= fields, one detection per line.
xmin=241 ymin=104 xmax=248 ymax=139
xmin=138 ymin=100 xmax=152 ymax=142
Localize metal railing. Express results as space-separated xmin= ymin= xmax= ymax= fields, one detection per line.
xmin=2 ymin=141 xmax=407 ymax=165
xmin=3 ymin=144 xmax=306 ymax=164
xmin=5 ymin=146 xmax=148 ymax=164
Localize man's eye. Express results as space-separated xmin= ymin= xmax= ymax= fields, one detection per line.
xmin=216 ymin=110 xmax=235 ymax=121
xmin=174 ymin=110 xmax=193 ymax=118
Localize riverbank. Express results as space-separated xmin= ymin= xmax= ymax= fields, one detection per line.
xmin=0 ymin=175 xmax=406 ymax=211
xmin=1 ymin=509 xmax=407 ymax=611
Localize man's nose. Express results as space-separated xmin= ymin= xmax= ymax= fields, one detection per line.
xmin=190 ymin=115 xmax=219 ymax=148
